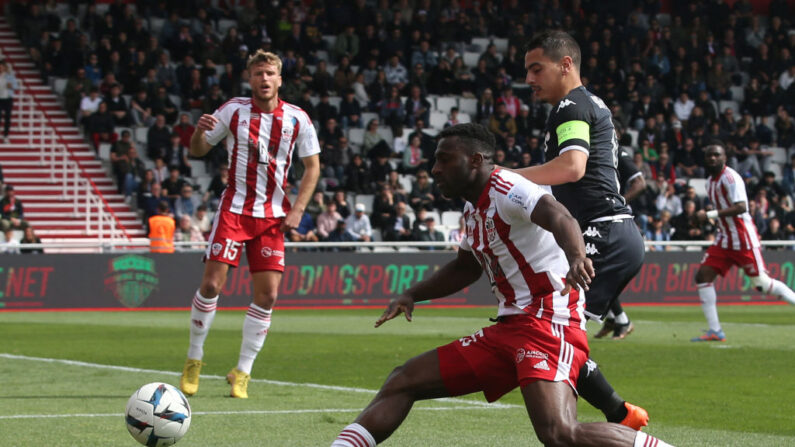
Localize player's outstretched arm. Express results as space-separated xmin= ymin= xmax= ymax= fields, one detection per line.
xmin=374 ymin=249 xmax=482 ymax=327
xmin=696 ymin=201 xmax=746 ymax=222
xmin=282 ymin=154 xmax=320 ymax=233
xmin=189 ymin=114 xmax=218 ymax=157
xmin=624 ymin=175 xmax=646 ymax=203
xmin=512 ymin=150 xmax=587 ymax=185
xmin=530 ymin=195 xmax=594 ymax=294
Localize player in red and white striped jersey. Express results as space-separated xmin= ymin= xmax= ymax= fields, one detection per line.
xmin=692 ymin=142 xmax=795 ymax=342
xmin=179 ymin=50 xmax=320 ymax=398
xmin=331 ymin=124 xmax=672 ymax=447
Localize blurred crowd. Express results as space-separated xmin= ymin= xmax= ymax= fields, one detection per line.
xmin=3 ymin=0 xmax=794 ymax=249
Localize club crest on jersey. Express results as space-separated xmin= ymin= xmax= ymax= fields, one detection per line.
xmin=484 ymin=217 xmax=496 ymax=242
xmin=211 ymin=242 xmax=223 ymax=256
xmin=557 ymin=98 xmax=576 ymax=111
xmin=516 ymin=348 xmax=526 ymax=363
xmin=281 ymin=117 xmax=298 ymax=142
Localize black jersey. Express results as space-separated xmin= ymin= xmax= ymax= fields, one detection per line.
xmin=617 ymin=147 xmax=642 ymax=196
xmin=543 ymin=86 xmax=630 ymax=224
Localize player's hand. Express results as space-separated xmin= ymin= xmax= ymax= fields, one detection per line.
xmin=280 ymin=208 xmax=302 ymax=233
xmin=562 ymin=256 xmax=594 ymax=295
xmin=196 ymin=114 xmax=218 ymax=132
xmin=696 ymin=209 xmax=707 ymax=222
xmin=375 ymin=295 xmax=414 ymax=327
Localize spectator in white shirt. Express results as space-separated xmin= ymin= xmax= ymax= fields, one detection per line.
xmin=345 ymin=203 xmax=372 ymax=242
xmin=384 ymin=55 xmax=408 ymax=91
xmin=779 ymin=65 xmax=795 ymax=91
xmin=673 ymin=92 xmax=695 ymax=122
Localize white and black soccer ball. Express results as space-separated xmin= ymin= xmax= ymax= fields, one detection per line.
xmin=125 ymin=382 xmax=192 ymax=446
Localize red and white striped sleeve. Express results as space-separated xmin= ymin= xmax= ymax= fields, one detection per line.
xmin=205 ymin=99 xmax=243 ymax=146
xmin=293 ymin=110 xmax=321 ymax=158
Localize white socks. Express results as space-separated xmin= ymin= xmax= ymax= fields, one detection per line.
xmin=768 ymin=279 xmax=795 ymax=305
xmin=614 ymin=311 xmax=630 ymax=325
xmin=237 ymin=303 xmax=272 ymax=374
xmin=697 ymin=283 xmax=721 ymax=332
xmin=331 ymin=423 xmax=376 ymax=447
xmin=187 ymin=290 xmax=218 ymax=360
xmin=634 ymin=431 xmax=674 ymax=447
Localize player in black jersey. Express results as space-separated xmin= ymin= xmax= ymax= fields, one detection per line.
xmin=516 ymin=30 xmax=649 ymax=429
xmin=591 ymin=146 xmax=647 ymax=339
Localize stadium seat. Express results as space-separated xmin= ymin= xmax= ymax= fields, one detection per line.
xmin=655 ymin=13 xmax=671 ymax=26
xmin=493 ymin=38 xmax=509 ymax=53
xmin=188 ymin=160 xmax=207 ymax=177
xmin=98 ymin=143 xmax=112 ymax=161
xmin=355 ymin=194 xmax=375 ymax=213
xmin=688 ymin=178 xmax=708 ymax=197
xmin=322 ymin=35 xmax=336 ymax=51
xmin=427 ymin=210 xmax=441 ymax=224
xmin=148 ymin=17 xmax=166 ymax=35
xmin=768 ymin=146 xmax=787 ymax=165
xmin=169 ymin=94 xmax=182 ymax=111
xmin=347 ymin=128 xmax=365 ymax=147
xmin=217 ymin=19 xmax=238 ymax=36
xmin=729 ymin=86 xmax=745 ymax=103
xmin=361 ymin=112 xmax=378 ymax=126
xmin=134 ymin=127 xmax=148 ymax=146
xmin=441 ymin=211 xmax=462 ymax=227
xmin=718 ymin=100 xmax=739 ymax=114
xmin=195 ymin=175 xmax=212 ymax=193
xmin=398 ymin=174 xmax=414 ymax=194
xmin=376 ymin=126 xmax=393 ymax=144
xmin=315 ymin=50 xmax=329 ymax=62
xmin=766 ymin=163 xmax=782 ymax=179
xmin=458 ymin=112 xmax=471 ymax=123
xmin=463 ymin=51 xmax=480 ymax=68
xmin=430 ymin=111 xmax=447 ymax=129
xmin=436 ymin=96 xmax=458 ymax=114
xmin=458 ymin=97 xmax=477 ymax=116
xmin=471 ymin=37 xmax=490 ymax=52
xmin=626 ymin=128 xmax=639 ymax=147
xmin=52 ymin=77 xmax=67 ymax=96
xmin=328 ymin=96 xmax=342 ymax=110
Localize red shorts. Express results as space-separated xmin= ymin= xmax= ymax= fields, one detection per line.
xmin=205 ymin=210 xmax=285 ymax=272
xmin=701 ymin=245 xmax=766 ymax=277
xmin=437 ymin=314 xmax=589 ymax=403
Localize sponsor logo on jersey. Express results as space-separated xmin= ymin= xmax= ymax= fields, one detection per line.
xmin=508 ymin=192 xmax=526 ymax=209
xmin=557 ymin=98 xmax=576 ymax=111
xmin=211 ymin=242 xmax=223 ymax=256
xmin=583 ymin=226 xmax=602 ymax=238
xmin=533 ymin=359 xmax=551 ymax=371
xmin=585 ymin=242 xmax=600 ymax=256
xmin=528 ymin=350 xmax=549 ymax=359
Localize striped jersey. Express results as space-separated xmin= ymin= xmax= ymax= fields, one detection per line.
xmin=460 ymin=169 xmax=586 ymax=329
xmin=707 ymin=165 xmax=760 ymax=251
xmin=205 ymin=97 xmax=320 ymax=218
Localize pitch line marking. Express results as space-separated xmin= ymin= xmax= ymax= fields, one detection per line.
xmin=0 ymin=353 xmax=521 ymax=410
xmin=0 ymin=406 xmax=514 ymax=421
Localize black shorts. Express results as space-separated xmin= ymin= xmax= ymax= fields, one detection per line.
xmin=581 ymin=218 xmax=645 ymax=320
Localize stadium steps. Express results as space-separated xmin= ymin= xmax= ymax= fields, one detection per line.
xmin=0 ymin=18 xmax=142 ymax=246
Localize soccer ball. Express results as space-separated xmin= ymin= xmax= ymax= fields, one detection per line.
xmin=125 ymin=382 xmax=192 ymax=446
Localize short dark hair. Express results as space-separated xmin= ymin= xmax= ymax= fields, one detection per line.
xmin=437 ymin=123 xmax=496 ymax=161
xmin=157 ymin=201 xmax=170 ymax=213
xmin=524 ymin=30 xmax=581 ymax=71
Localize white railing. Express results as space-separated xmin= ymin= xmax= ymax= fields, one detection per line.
xmin=13 ymin=89 xmax=128 ymax=243
xmin=1 ymin=239 xmax=794 ymax=253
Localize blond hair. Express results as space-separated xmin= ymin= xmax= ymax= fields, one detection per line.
xmin=246 ymin=50 xmax=282 ymax=73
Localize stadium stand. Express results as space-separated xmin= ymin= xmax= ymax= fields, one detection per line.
xmin=0 ymin=0 xmax=792 ymax=250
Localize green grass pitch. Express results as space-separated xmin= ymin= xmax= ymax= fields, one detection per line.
xmin=0 ymin=305 xmax=793 ymax=446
